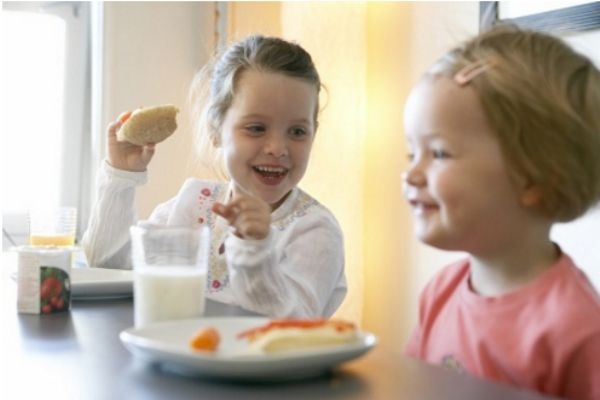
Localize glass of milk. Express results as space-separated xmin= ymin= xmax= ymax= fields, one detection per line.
xmin=130 ymin=223 xmax=210 ymax=328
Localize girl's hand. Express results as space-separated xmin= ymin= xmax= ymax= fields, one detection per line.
xmin=106 ymin=112 xmax=155 ymax=172
xmin=212 ymin=193 xmax=271 ymax=240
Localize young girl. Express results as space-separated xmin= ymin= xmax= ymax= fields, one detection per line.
xmin=402 ymin=25 xmax=600 ymax=399
xmin=82 ymin=35 xmax=346 ymax=318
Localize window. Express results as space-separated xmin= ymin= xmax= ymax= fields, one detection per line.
xmin=1 ymin=2 xmax=92 ymax=249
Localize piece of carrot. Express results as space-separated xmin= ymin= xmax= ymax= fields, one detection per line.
xmin=118 ymin=110 xmax=133 ymax=123
xmin=190 ymin=327 xmax=220 ymax=352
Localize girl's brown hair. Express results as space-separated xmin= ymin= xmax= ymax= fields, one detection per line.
xmin=189 ymin=35 xmax=321 ymax=179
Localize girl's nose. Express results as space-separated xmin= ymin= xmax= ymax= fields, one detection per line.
xmin=264 ymin=134 xmax=288 ymax=158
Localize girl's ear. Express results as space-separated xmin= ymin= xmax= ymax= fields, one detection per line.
xmin=210 ymin=131 xmax=221 ymax=147
xmin=520 ymin=185 xmax=543 ymax=208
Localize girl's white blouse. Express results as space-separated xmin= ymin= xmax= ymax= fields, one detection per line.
xmin=82 ymin=161 xmax=347 ymax=318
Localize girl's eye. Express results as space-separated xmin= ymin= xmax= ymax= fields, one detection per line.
xmin=245 ymin=125 xmax=266 ymax=135
xmin=407 ymin=152 xmax=415 ymax=162
xmin=289 ymin=127 xmax=309 ymax=140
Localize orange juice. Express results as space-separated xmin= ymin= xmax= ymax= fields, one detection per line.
xmin=30 ymin=234 xmax=75 ymax=247
xmin=28 ymin=207 xmax=77 ymax=247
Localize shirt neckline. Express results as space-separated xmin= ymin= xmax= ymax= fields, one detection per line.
xmin=459 ymin=251 xmax=572 ymax=311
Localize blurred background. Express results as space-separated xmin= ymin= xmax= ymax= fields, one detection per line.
xmin=2 ymin=1 xmax=599 ymax=354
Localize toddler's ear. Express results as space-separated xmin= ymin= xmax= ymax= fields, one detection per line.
xmin=520 ymin=185 xmax=543 ymax=208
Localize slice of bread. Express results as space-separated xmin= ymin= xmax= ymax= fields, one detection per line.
xmin=117 ymin=104 xmax=179 ymax=146
xmin=237 ymin=319 xmax=359 ymax=353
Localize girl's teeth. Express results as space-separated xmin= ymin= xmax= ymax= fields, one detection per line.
xmin=254 ymin=166 xmax=287 ymax=176
xmin=256 ymin=166 xmax=284 ymax=173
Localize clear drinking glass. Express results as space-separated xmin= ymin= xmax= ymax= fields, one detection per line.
xmin=29 ymin=207 xmax=77 ymax=247
xmin=130 ymin=224 xmax=210 ymax=328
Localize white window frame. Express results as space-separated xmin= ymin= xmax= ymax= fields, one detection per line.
xmin=2 ymin=1 xmax=92 ymax=249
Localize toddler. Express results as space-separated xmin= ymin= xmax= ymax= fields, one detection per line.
xmin=403 ymin=25 xmax=600 ymax=399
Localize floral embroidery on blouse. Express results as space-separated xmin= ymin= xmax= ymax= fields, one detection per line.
xmin=272 ymin=190 xmax=318 ymax=230
xmin=196 ymin=185 xmax=319 ymax=293
xmin=195 ymin=183 xmax=230 ymax=293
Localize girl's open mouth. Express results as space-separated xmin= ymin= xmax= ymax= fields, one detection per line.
xmin=253 ymin=166 xmax=288 ymax=185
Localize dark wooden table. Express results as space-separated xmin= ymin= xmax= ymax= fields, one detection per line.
xmin=1 ymin=267 xmax=557 ymax=400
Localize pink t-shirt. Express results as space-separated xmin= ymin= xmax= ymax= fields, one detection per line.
xmin=405 ymin=253 xmax=600 ymax=400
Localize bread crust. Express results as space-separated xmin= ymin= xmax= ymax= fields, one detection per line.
xmin=238 ymin=319 xmax=358 ymax=353
xmin=117 ymin=104 xmax=179 ymax=145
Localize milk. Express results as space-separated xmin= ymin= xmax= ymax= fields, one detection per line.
xmin=134 ymin=265 xmax=206 ymax=328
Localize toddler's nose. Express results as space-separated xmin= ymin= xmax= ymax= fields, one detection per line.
xmin=403 ymin=164 xmax=426 ymax=187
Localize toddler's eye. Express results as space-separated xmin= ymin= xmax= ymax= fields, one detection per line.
xmin=407 ymin=152 xmax=415 ymax=162
xmin=432 ymin=149 xmax=450 ymax=159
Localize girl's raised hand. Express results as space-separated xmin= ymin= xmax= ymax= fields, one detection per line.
xmin=212 ymin=193 xmax=271 ymax=240
xmin=106 ymin=112 xmax=155 ymax=172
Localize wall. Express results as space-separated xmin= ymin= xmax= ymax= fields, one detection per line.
xmin=101 ymin=2 xmax=215 ymax=218
xmin=363 ymin=1 xmax=414 ymax=353
xmin=228 ymin=2 xmax=281 ymax=40
xmin=361 ymin=1 xmax=479 ymax=351
xmin=280 ymin=2 xmax=368 ymax=325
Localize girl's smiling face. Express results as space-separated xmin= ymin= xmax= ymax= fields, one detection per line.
xmin=219 ymin=70 xmax=318 ymax=209
xmin=402 ymin=76 xmax=533 ymax=255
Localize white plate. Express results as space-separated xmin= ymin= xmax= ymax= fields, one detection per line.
xmin=120 ymin=317 xmax=377 ymax=381
xmin=71 ymin=267 xmax=133 ymax=300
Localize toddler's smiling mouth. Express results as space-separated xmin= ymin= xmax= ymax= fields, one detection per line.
xmin=408 ymin=199 xmax=439 ymax=214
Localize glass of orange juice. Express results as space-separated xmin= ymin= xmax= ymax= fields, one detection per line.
xmin=29 ymin=207 xmax=77 ymax=247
